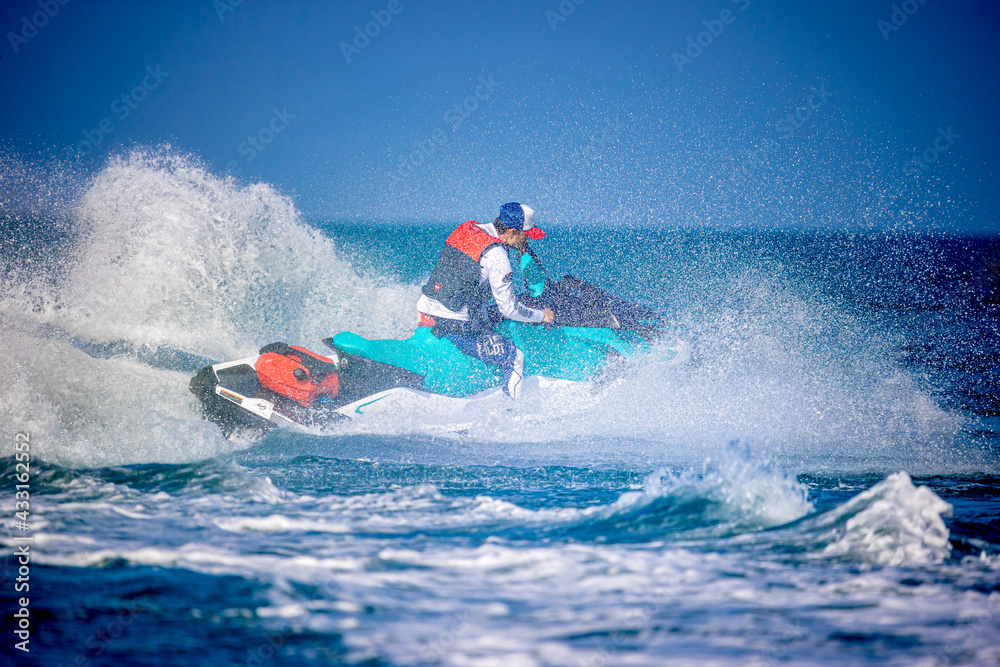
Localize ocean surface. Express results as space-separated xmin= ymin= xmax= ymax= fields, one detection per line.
xmin=1 ymin=150 xmax=999 ymax=665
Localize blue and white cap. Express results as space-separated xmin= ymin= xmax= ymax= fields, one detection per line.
xmin=498 ymin=202 xmax=544 ymax=240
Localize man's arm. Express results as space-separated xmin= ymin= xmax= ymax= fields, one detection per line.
xmin=481 ymin=246 xmax=552 ymax=323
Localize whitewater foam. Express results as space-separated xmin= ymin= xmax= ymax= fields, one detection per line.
xmin=601 ymin=448 xmax=815 ymax=539
xmin=0 ymin=149 xmax=419 ymax=464
xmin=0 ymin=147 xmax=972 ymax=473
xmin=55 ymin=149 xmax=416 ymax=356
xmin=719 ymin=471 xmax=955 ymax=567
xmin=817 ymin=471 xmax=953 ymax=565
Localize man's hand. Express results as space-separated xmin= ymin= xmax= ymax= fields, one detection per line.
xmin=541 ymin=308 xmax=555 ymax=324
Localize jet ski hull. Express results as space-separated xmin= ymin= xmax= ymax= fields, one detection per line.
xmin=189 ymin=350 xmax=425 ymax=438
xmin=189 ymin=275 xmax=674 ymax=438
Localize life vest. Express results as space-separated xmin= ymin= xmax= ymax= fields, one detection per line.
xmin=254 ymin=342 xmax=339 ymax=407
xmin=421 ymin=221 xmax=504 ymax=313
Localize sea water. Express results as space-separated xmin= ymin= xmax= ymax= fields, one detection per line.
xmin=0 ymin=149 xmax=998 ymax=665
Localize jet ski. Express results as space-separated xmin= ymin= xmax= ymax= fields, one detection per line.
xmin=189 ymin=262 xmax=677 ymax=439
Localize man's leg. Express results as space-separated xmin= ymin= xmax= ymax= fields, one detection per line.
xmin=467 ymin=305 xmax=522 ymax=397
xmin=433 ymin=316 xmax=524 ymax=399
xmin=473 ymin=333 xmax=523 ymax=399
xmin=440 ymin=330 xmax=523 ymax=399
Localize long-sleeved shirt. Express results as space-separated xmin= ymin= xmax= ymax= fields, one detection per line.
xmin=417 ymin=222 xmax=545 ymax=324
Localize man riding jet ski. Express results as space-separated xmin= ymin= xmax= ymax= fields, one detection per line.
xmin=417 ymin=202 xmax=553 ymax=399
xmin=189 ymin=208 xmax=671 ymax=438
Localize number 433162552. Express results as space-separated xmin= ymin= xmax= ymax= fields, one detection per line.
xmin=15 ymin=432 xmax=30 ymax=488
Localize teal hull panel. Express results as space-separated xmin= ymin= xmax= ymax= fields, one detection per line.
xmin=333 ymin=327 xmax=499 ymax=396
xmin=331 ymin=323 xmax=648 ymax=397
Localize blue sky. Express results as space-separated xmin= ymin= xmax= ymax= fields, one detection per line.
xmin=2 ymin=0 xmax=998 ymax=233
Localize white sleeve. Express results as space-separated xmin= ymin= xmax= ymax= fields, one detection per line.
xmin=481 ymin=246 xmax=545 ymax=323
